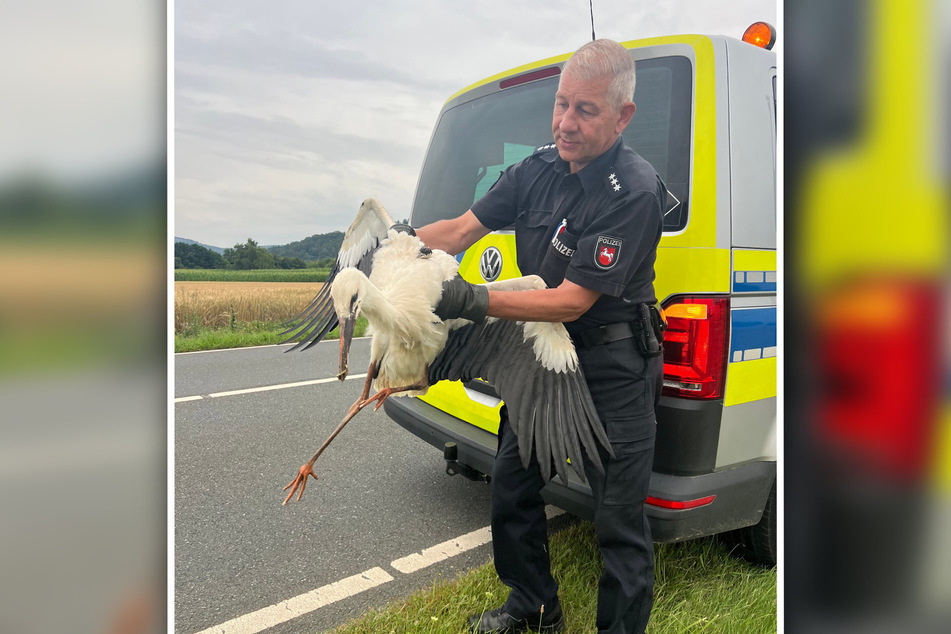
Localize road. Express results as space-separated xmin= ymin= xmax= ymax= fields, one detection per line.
xmin=174 ymin=339 xmax=507 ymax=634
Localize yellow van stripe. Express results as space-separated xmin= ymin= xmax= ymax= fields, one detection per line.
xmin=659 ymin=36 xmax=718 ymax=249
xmin=445 ymin=54 xmax=572 ymax=104
xmin=724 ymin=357 xmax=777 ymax=406
xmin=733 ymin=250 xmax=776 ymax=272
xmin=458 ymin=234 xmax=522 ymax=283
xmin=655 ymin=247 xmax=730 ymax=300
xmin=419 ymin=381 xmax=502 ymax=434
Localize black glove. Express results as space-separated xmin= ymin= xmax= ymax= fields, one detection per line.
xmin=389 ymin=223 xmax=416 ymax=236
xmin=434 ymin=276 xmax=489 ymax=323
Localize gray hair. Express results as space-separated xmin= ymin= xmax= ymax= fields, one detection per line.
xmin=562 ymin=39 xmax=636 ymax=111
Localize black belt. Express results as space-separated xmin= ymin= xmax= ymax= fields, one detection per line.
xmin=570 ymin=321 xmax=634 ymax=349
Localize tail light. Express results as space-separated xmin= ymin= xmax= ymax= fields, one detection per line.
xmin=661 ymin=296 xmax=730 ymax=399
xmin=814 ymin=279 xmax=941 ymax=480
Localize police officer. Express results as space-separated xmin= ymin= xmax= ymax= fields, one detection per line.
xmin=416 ymin=39 xmax=665 ymax=634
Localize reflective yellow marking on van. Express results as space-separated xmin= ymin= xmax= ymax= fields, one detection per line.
xmin=658 ymin=36 xmax=718 ymax=249
xmin=459 ymin=234 xmax=522 ymax=284
xmin=733 ymin=249 xmax=776 ymax=272
xmin=445 ymin=53 xmax=572 ymax=105
xmin=419 ymin=381 xmax=502 ymax=435
xmin=724 ymin=357 xmax=777 ymax=406
xmin=654 ymin=247 xmax=730 ymax=301
xmin=800 ymin=0 xmax=947 ymax=290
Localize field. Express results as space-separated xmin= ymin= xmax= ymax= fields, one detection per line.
xmin=174 ymin=268 xmax=330 ymax=282
xmin=174 ymin=281 xmax=321 ymax=334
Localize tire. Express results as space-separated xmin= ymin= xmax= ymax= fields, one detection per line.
xmin=722 ymin=479 xmax=777 ymax=567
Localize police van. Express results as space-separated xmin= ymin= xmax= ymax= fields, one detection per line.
xmin=384 ymin=25 xmax=778 ymax=564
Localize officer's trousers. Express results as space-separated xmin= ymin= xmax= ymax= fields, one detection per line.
xmin=490 ymin=338 xmax=662 ymax=634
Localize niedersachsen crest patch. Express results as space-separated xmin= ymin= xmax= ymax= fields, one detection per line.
xmin=595 ymin=235 xmax=622 ymax=270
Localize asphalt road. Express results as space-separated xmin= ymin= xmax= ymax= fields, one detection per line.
xmin=175 ymin=340 xmax=501 ymax=634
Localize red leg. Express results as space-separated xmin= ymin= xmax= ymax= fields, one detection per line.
xmin=283 ymin=363 xmax=379 ymax=505
xmin=282 ymin=369 xmax=429 ymax=505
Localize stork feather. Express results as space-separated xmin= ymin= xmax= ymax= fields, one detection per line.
xmin=279 ymin=198 xmax=396 ymax=352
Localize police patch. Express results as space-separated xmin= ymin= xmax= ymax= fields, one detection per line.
xmin=595 ymin=235 xmax=622 ymax=270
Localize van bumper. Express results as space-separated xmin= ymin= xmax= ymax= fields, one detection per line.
xmin=384 ymin=396 xmax=775 ymax=543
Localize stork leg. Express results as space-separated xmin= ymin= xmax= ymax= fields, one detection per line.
xmin=282 ymin=365 xmax=377 ymax=505
xmin=282 ymin=365 xmax=430 ymax=505
xmin=361 ymin=380 xmax=429 ymax=411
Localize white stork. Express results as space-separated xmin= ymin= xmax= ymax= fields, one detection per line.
xmin=280 ymin=198 xmax=612 ymax=504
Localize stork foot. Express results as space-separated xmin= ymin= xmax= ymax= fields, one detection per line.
xmin=361 ymin=381 xmax=428 ymax=412
xmin=282 ymin=462 xmax=317 ymax=505
xmin=362 ymin=388 xmax=394 ymax=412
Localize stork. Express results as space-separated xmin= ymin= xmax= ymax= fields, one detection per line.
xmin=280 ymin=198 xmax=612 ymax=504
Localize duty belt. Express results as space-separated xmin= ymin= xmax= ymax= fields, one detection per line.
xmin=570 ymin=304 xmax=665 ymax=356
xmin=570 ymin=321 xmax=635 ymax=349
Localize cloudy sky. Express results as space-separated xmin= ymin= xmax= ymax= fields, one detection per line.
xmin=174 ymin=0 xmax=777 ymax=248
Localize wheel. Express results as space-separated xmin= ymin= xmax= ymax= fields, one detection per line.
xmin=722 ymin=479 xmax=776 ymax=566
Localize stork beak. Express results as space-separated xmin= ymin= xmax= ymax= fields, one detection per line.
xmin=337 ymin=294 xmax=358 ymax=380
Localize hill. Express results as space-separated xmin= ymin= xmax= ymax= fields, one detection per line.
xmin=175 ymin=237 xmax=225 ymax=254
xmin=267 ymin=231 xmax=344 ymax=261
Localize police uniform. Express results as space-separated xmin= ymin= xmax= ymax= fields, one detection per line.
xmin=471 ymin=136 xmax=665 ymax=634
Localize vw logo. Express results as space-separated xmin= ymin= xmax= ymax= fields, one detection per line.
xmin=479 ymin=246 xmax=503 ymax=282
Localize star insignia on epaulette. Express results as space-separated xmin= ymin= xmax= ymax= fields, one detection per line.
xmin=536 ymin=143 xmax=556 ymax=152
xmin=608 ymin=172 xmax=621 ymax=192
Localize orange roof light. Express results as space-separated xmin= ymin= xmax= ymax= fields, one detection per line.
xmin=742 ymin=21 xmax=776 ymax=50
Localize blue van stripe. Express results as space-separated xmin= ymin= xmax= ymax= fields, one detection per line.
xmin=730 ymin=307 xmax=777 ymax=361
xmin=733 ymin=270 xmax=777 ymax=293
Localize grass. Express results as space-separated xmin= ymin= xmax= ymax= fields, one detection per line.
xmin=174 ymin=268 xmax=330 ymax=282
xmin=173 ymin=281 xmax=368 ymax=352
xmin=331 ymin=521 xmax=776 ymax=633
xmin=173 ymin=318 xmax=369 ymax=352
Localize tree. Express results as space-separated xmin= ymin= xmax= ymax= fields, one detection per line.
xmin=175 ymin=242 xmax=226 ymax=268
xmin=223 ymin=238 xmax=275 ymax=270
xmin=274 ymin=255 xmax=307 ymax=269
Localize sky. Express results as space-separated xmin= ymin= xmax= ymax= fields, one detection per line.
xmin=174 ymin=0 xmax=777 ymax=249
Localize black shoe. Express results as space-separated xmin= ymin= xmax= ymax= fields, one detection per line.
xmin=467 ymin=603 xmax=564 ymax=633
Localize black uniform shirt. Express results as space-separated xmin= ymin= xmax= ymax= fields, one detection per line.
xmin=471 ymin=136 xmax=665 ymax=334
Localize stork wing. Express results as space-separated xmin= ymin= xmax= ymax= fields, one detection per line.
xmin=280 ymin=198 xmax=395 ymax=352
xmin=427 ymin=319 xmax=613 ymax=485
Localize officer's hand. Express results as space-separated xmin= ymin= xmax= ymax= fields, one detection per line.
xmin=389 ymin=223 xmax=416 ymax=236
xmin=434 ymin=276 xmax=489 ymax=323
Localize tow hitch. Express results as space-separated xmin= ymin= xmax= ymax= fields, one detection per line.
xmin=443 ymin=442 xmax=491 ymax=483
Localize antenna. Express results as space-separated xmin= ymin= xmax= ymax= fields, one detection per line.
xmin=589 ymin=0 xmax=596 ymax=40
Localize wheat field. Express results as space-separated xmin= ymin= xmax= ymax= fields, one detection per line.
xmin=174 ymin=281 xmax=322 ymax=334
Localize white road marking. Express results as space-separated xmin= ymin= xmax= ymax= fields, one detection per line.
xmin=192 ymin=567 xmax=394 ymax=634
xmin=189 ymin=503 xmax=565 ymax=634
xmin=391 ymin=526 xmax=492 ymax=574
xmin=175 ymin=374 xmax=368 ymax=403
xmin=390 ymin=506 xmax=564 ymax=574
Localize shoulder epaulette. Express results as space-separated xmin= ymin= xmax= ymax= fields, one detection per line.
xmin=605 ymin=167 xmax=628 ymax=196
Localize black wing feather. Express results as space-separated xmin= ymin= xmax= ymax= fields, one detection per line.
xmin=431 ymin=319 xmax=610 ymax=483
xmin=280 ymin=233 xmax=383 ymax=351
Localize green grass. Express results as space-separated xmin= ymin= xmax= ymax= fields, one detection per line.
xmin=174 ymin=318 xmax=369 ymax=353
xmin=174 ymin=268 xmax=331 ymax=282
xmin=332 ymin=521 xmax=776 ymax=633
